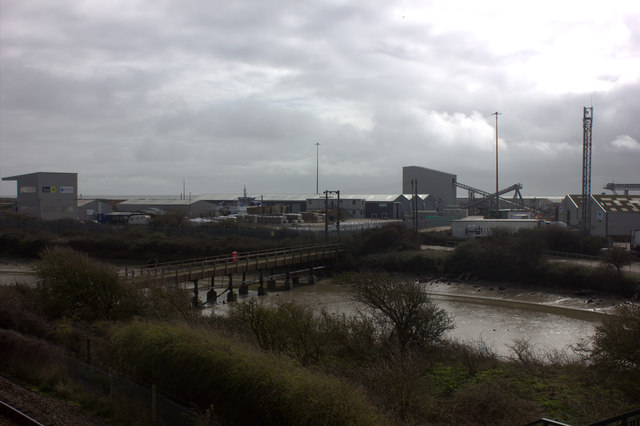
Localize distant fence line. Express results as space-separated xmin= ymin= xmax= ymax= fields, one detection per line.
xmin=0 ymin=217 xmax=396 ymax=240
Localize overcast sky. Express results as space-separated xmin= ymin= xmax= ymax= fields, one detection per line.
xmin=1 ymin=0 xmax=639 ymax=198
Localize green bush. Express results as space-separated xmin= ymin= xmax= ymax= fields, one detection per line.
xmin=589 ymin=303 xmax=640 ymax=370
xmin=537 ymin=227 xmax=607 ymax=255
xmin=230 ymin=298 xmax=380 ymax=365
xmin=35 ymin=246 xmax=137 ymax=321
xmin=110 ymin=321 xmax=385 ymax=425
xmin=0 ymin=285 xmax=53 ymax=339
xmin=358 ymin=251 xmax=438 ymax=274
xmin=230 ymin=299 xmax=328 ymax=364
xmin=445 ymin=230 xmax=545 ymax=282
xmin=349 ymin=224 xmax=420 ymax=256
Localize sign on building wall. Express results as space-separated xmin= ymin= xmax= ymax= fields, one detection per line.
xmin=41 ymin=186 xmax=56 ymax=193
xmin=60 ymin=186 xmax=74 ymax=194
xmin=19 ymin=186 xmax=36 ymax=193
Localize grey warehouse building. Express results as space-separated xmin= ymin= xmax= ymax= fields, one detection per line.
xmin=402 ymin=166 xmax=457 ymax=210
xmin=2 ymin=172 xmax=78 ymax=220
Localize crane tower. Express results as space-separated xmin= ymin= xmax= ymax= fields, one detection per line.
xmin=581 ymin=106 xmax=593 ymax=235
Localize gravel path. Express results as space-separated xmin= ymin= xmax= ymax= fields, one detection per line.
xmin=0 ymin=375 xmax=111 ymax=426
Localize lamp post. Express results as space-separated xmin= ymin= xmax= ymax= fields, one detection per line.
xmin=492 ymin=112 xmax=501 ymax=216
xmin=315 ymin=142 xmax=320 ymax=194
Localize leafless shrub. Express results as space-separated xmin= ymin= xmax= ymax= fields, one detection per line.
xmin=507 ymin=338 xmax=543 ymax=367
xmin=347 ymin=275 xmax=454 ymax=355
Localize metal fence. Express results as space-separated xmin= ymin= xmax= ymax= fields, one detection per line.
xmin=64 ymin=357 xmax=218 ymax=425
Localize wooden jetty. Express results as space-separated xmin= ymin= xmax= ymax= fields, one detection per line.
xmin=120 ymin=243 xmax=343 ymax=304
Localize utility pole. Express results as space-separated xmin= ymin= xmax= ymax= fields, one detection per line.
xmin=411 ymin=179 xmax=418 ymax=234
xmin=492 ymin=112 xmax=502 ymax=217
xmin=323 ymin=190 xmax=340 ymax=241
xmin=315 ymin=142 xmax=320 ymax=194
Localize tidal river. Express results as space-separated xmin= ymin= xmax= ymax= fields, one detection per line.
xmin=205 ymin=279 xmax=615 ymax=357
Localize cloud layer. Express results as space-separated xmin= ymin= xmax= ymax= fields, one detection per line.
xmin=1 ymin=0 xmax=639 ymax=197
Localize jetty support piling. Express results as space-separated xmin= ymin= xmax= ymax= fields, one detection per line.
xmin=308 ymin=265 xmax=315 ymax=285
xmin=239 ymin=271 xmax=248 ymax=296
xmin=267 ymin=270 xmax=276 ymax=291
xmin=284 ymin=271 xmax=291 ymax=290
xmin=206 ymin=288 xmax=217 ymax=304
xmin=192 ymin=280 xmax=199 ymax=306
xmin=227 ymin=274 xmax=237 ymax=303
xmin=258 ymin=271 xmax=266 ymax=296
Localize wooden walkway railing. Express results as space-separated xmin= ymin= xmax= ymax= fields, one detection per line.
xmin=120 ymin=243 xmax=343 ymax=285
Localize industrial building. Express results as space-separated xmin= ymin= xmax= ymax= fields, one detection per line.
xmin=558 ymin=194 xmax=582 ymax=228
xmin=306 ymin=195 xmax=366 ymax=219
xmin=559 ymin=194 xmax=640 ymax=241
xmin=77 ymin=199 xmax=112 ymax=222
xmin=2 ymin=172 xmax=78 ymax=220
xmin=402 ymin=166 xmax=457 ymax=209
xmin=113 ymin=198 xmax=218 ymax=217
xmin=590 ymin=194 xmax=640 ymax=240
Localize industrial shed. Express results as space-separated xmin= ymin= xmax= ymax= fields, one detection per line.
xmin=2 ymin=172 xmax=78 ymax=220
xmin=306 ymin=195 xmax=366 ymax=219
xmin=590 ymin=194 xmax=640 ymax=241
xmin=77 ymin=199 xmax=112 ymax=222
xmin=359 ymin=194 xmax=407 ymax=219
xmin=558 ymin=194 xmax=581 ymax=227
xmin=403 ymin=193 xmax=436 ymax=212
xmin=402 ymin=166 xmax=457 ymax=208
xmin=558 ymin=194 xmax=640 ymax=241
xmin=114 ymin=198 xmax=218 ymax=217
xmin=257 ymin=194 xmax=314 ymax=213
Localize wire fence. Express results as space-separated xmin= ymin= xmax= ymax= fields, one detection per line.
xmin=64 ymin=356 xmax=220 ymax=425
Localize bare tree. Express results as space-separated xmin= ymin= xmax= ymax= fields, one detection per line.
xmin=350 ymin=276 xmax=454 ymax=354
xmin=601 ymin=247 xmax=633 ymax=274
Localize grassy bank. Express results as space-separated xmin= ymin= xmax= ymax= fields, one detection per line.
xmin=1 ymin=221 xmax=639 ymax=424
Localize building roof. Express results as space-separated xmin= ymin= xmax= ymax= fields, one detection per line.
xmin=403 ymin=165 xmax=457 ymax=178
xmin=592 ymin=194 xmax=640 ymax=213
xmin=402 ymin=194 xmax=432 ymax=200
xmin=118 ymin=198 xmax=194 ymax=206
xmin=2 ymin=171 xmax=77 ymax=181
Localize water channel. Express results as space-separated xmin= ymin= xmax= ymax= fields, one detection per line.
xmin=205 ymin=279 xmax=615 ymax=357
xmin=1 ymin=260 xmax=613 ymax=358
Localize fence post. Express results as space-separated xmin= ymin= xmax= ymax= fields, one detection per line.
xmin=152 ymin=384 xmax=157 ymax=425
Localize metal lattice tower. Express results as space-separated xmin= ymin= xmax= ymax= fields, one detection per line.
xmin=581 ymin=106 xmax=593 ymax=235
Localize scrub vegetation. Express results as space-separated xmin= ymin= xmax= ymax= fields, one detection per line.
xmin=1 ymin=219 xmax=639 ymax=424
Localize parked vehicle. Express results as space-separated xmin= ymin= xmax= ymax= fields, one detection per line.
xmin=632 ymin=229 xmax=640 ymax=256
xmin=128 ymin=214 xmax=152 ymax=225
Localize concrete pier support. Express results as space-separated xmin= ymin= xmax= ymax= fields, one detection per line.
xmin=227 ymin=274 xmax=237 ymax=303
xmin=206 ymin=289 xmax=217 ymax=304
xmin=292 ymin=276 xmax=300 ymax=287
xmin=239 ymin=271 xmax=248 ymax=295
xmin=308 ymin=266 xmax=315 ymax=285
xmin=258 ymin=271 xmax=266 ymax=296
xmin=267 ymin=271 xmax=276 ymax=291
xmin=192 ymin=280 xmax=200 ymax=306
xmin=284 ymin=271 xmax=291 ymax=290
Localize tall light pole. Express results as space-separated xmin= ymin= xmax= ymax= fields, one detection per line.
xmin=492 ymin=112 xmax=501 ymax=216
xmin=315 ymin=142 xmax=320 ymax=194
